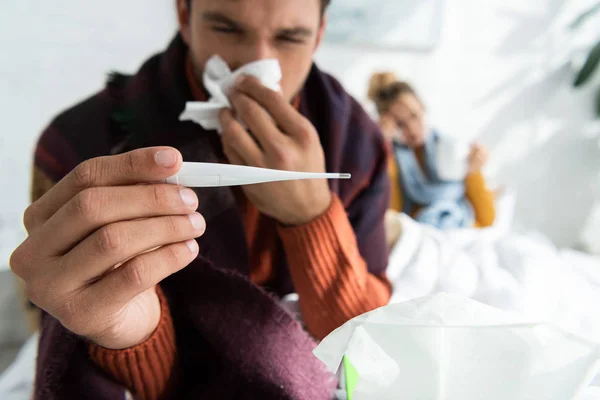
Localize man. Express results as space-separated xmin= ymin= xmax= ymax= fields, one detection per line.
xmin=9 ymin=0 xmax=391 ymax=399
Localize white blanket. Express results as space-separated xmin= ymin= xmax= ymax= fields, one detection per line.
xmin=385 ymin=195 xmax=600 ymax=397
xmin=386 ymin=212 xmax=600 ymax=343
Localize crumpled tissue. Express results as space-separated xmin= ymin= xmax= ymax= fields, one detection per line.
xmin=314 ymin=293 xmax=600 ymax=400
xmin=179 ymin=55 xmax=282 ymax=131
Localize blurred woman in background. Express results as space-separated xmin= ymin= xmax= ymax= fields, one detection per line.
xmin=369 ymin=72 xmax=496 ymax=229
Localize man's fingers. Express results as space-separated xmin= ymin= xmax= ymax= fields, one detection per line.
xmin=85 ymin=240 xmax=198 ymax=313
xmin=234 ymin=76 xmax=312 ymax=140
xmin=35 ymin=184 xmax=199 ymax=256
xmin=61 ymin=213 xmax=205 ymax=286
xmin=222 ymin=143 xmax=248 ymax=167
xmin=219 ymin=108 xmax=265 ymax=166
xmin=228 ymin=91 xmax=284 ymax=153
xmin=25 ymin=147 xmax=183 ymax=232
xmin=8 ymin=238 xmax=37 ymax=281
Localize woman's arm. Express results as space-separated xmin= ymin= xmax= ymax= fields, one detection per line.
xmin=465 ymin=172 xmax=496 ymax=227
xmin=465 ymin=143 xmax=495 ymax=227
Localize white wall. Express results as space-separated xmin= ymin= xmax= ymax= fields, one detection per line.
xmin=0 ymin=1 xmax=178 ymax=266
xmin=315 ymin=0 xmax=600 ymax=249
xmin=1 ymin=0 xmax=599 ymax=265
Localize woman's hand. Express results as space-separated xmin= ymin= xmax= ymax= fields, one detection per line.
xmin=468 ymin=143 xmax=489 ymax=173
xmin=379 ymin=114 xmax=399 ymax=142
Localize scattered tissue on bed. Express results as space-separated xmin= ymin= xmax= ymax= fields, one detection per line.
xmin=314 ymin=293 xmax=600 ymax=400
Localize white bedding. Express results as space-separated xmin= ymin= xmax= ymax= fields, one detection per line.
xmin=385 ymin=197 xmax=600 ymax=395
xmin=386 ymin=211 xmax=600 ymax=344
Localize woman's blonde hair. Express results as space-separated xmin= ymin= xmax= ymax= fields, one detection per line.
xmin=368 ymin=71 xmax=419 ymax=115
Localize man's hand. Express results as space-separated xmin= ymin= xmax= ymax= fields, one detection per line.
xmin=467 ymin=142 xmax=489 ymax=173
xmin=219 ymin=76 xmax=332 ymax=226
xmin=9 ymin=147 xmax=205 ymax=350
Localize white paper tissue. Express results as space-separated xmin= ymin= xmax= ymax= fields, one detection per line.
xmin=314 ymin=293 xmax=600 ymax=400
xmin=179 ymin=55 xmax=282 ymax=131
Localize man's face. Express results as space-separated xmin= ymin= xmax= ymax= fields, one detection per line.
xmin=178 ymin=0 xmax=325 ymax=102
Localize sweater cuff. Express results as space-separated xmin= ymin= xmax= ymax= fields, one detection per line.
xmin=465 ymin=171 xmax=496 ymax=227
xmin=277 ymin=194 xmax=355 ymax=265
xmin=465 ymin=171 xmax=485 ymax=186
xmin=277 ymin=195 xmax=391 ymax=339
xmin=89 ymin=286 xmax=177 ymax=400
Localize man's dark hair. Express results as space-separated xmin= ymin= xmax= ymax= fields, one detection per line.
xmin=185 ymin=0 xmax=331 ymax=15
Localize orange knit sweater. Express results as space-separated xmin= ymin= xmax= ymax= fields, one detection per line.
xmin=88 ymin=57 xmax=391 ymax=400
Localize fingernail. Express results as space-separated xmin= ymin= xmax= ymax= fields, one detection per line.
xmin=186 ymin=239 xmax=199 ymax=254
xmin=180 ymin=188 xmax=198 ymax=207
xmin=188 ymin=213 xmax=205 ymax=231
xmin=155 ymin=149 xmax=178 ymax=168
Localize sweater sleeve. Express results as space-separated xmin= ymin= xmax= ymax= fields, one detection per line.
xmin=89 ymin=286 xmax=177 ymax=400
xmin=465 ymin=172 xmax=496 ymax=228
xmin=278 ymin=195 xmax=392 ymax=340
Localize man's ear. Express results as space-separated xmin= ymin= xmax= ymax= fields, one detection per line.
xmin=176 ymin=0 xmax=191 ymax=45
xmin=314 ymin=14 xmax=328 ymax=50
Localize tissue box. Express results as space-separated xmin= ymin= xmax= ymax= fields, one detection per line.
xmin=315 ymin=294 xmax=600 ymax=400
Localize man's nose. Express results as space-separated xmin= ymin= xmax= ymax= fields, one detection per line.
xmin=229 ymin=40 xmax=275 ymax=70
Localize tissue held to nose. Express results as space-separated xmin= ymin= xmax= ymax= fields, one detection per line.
xmin=179 ymin=55 xmax=282 ymax=131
